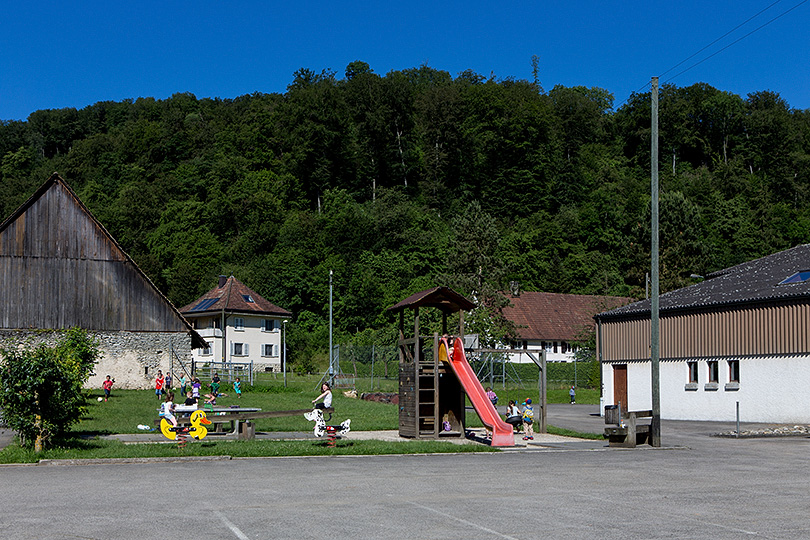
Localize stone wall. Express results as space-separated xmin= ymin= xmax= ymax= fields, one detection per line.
xmin=0 ymin=330 xmax=194 ymax=390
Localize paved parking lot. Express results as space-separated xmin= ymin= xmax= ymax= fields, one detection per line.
xmin=2 ymin=405 xmax=809 ymax=539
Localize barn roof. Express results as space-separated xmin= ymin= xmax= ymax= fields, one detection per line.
xmin=387 ymin=286 xmax=475 ymax=314
xmin=179 ymin=276 xmax=292 ymax=318
xmin=0 ymin=173 xmax=206 ymax=348
xmin=503 ymin=292 xmax=632 ymax=341
xmin=597 ymin=244 xmax=810 ymax=320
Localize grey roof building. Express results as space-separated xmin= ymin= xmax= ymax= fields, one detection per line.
xmin=595 ymin=244 xmax=810 ymax=423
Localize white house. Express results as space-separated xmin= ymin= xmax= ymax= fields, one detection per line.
xmin=596 ymin=244 xmax=810 ymax=423
xmin=502 ymin=291 xmax=632 ymax=363
xmin=179 ymin=276 xmax=292 ymax=373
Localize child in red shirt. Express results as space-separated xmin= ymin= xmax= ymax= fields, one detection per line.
xmin=155 ymin=370 xmax=165 ymax=399
xmin=102 ymin=375 xmax=114 ymax=402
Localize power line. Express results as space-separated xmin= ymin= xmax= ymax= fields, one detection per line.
xmin=658 ymin=0 xmax=783 ymax=80
xmin=614 ymin=0 xmax=806 ymax=110
xmin=662 ymin=0 xmax=808 ymax=84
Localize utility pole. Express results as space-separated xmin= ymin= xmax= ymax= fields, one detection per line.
xmin=328 ymin=269 xmax=334 ymax=386
xmin=650 ymin=76 xmax=662 ymax=447
xmin=282 ymin=319 xmax=288 ymax=388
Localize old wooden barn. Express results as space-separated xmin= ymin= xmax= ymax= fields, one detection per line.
xmin=0 ymin=173 xmax=205 ymax=389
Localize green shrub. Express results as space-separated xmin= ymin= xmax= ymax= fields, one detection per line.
xmin=0 ymin=328 xmax=99 ymax=450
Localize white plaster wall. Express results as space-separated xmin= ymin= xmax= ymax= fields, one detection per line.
xmin=604 ymin=356 xmax=810 ymax=423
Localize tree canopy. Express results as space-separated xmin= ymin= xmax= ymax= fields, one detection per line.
xmin=1 ymin=64 xmax=809 ymax=360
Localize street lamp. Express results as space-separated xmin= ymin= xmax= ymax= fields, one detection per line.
xmin=282 ymin=319 xmax=288 ymax=388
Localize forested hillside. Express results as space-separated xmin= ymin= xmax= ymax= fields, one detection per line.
xmin=1 ymin=62 xmax=809 ymax=360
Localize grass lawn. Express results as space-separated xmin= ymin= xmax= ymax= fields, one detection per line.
xmin=0 ymin=375 xmax=603 ymax=463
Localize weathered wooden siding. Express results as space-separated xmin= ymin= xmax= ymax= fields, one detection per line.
xmin=0 ymin=178 xmax=189 ymax=333
xmin=599 ymin=301 xmax=810 ymax=362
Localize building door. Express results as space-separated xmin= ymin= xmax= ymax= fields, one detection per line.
xmin=613 ymin=364 xmax=628 ymax=414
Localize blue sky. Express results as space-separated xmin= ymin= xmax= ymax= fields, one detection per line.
xmin=1 ymin=1 xmax=808 ymax=121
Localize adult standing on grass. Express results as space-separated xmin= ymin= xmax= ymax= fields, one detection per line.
xmin=312 ymin=383 xmax=332 ymax=410
xmin=569 ymin=386 xmax=576 ymax=404
xmin=179 ymin=374 xmax=188 ymax=396
xmin=155 ymin=370 xmax=165 ymax=399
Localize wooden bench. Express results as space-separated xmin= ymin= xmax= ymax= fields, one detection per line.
xmin=604 ymin=409 xmax=652 ymax=448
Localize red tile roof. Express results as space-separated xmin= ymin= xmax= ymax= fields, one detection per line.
xmin=503 ymin=292 xmax=632 ymax=341
xmin=179 ymin=276 xmax=292 ymax=317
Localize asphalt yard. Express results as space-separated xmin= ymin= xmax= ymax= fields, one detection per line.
xmin=2 ymin=405 xmax=809 ymax=539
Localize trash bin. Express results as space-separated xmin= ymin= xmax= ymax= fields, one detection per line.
xmin=604 ymin=404 xmax=620 ymax=424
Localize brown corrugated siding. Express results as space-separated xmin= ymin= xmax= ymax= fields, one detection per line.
xmin=600 ymin=301 xmax=810 ymax=361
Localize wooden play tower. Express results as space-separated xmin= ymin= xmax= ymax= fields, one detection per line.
xmin=388 ymin=287 xmax=475 ymax=440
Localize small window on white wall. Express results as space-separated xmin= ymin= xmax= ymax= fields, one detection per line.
xmin=263 ymin=319 xmax=276 ymax=332
xmin=725 ymin=360 xmax=740 ymax=391
xmin=234 ymin=318 xmax=245 ymax=330
xmin=262 ymin=344 xmax=278 ymax=357
xmin=685 ymin=361 xmax=698 ymax=391
xmin=688 ymin=362 xmax=698 ymax=383
xmin=202 ymin=342 xmax=212 ymax=356
xmin=231 ymin=343 xmax=248 ymax=356
xmin=705 ymin=360 xmax=719 ymax=391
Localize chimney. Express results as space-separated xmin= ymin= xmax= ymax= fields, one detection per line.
xmin=509 ymin=281 xmax=520 ymax=296
xmin=218 ymin=275 xmax=228 ymax=288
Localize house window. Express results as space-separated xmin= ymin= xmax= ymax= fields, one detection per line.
xmin=685 ymin=361 xmax=699 ymax=391
xmin=232 ymin=343 xmax=248 ymax=356
xmin=707 ymin=361 xmax=718 ymax=383
xmin=728 ymin=360 xmax=739 ymax=383
xmin=242 ymin=294 xmax=255 ymax=303
xmin=688 ymin=362 xmax=698 ymax=383
xmin=201 ymin=342 xmax=212 ymax=356
xmin=234 ymin=317 xmax=244 ymax=330
xmin=262 ymin=344 xmax=278 ymax=357
xmin=208 ymin=318 xmax=220 ymax=329
xmin=725 ymin=359 xmax=741 ymax=391
xmin=561 ymin=341 xmax=568 ymax=354
xmin=553 ymin=341 xmax=558 ymax=354
xmin=704 ymin=360 xmax=719 ymax=391
xmin=263 ymin=319 xmax=276 ymax=332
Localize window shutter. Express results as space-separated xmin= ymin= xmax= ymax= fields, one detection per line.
xmin=244 ymin=343 xmax=249 ymax=356
xmin=230 ymin=342 xmax=234 ymax=355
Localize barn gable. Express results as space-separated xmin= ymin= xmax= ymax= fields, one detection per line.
xmin=0 ymin=173 xmax=204 ymax=348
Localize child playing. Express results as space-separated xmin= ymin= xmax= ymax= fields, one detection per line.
xmin=161 ymin=392 xmax=178 ymax=428
xmin=155 ymin=370 xmax=165 ymax=399
xmin=191 ymin=378 xmax=202 ymax=400
xmin=184 ymin=390 xmax=197 ymax=406
xmin=312 ymin=383 xmax=332 ymax=410
xmin=234 ymin=377 xmax=242 ymax=398
xmin=522 ymin=398 xmax=534 ymax=441
xmin=485 ymin=386 xmax=498 ymax=406
xmin=102 ymin=375 xmax=114 ymax=402
xmin=505 ymin=399 xmax=522 ymax=432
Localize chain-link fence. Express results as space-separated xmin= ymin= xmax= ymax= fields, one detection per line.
xmin=333 ymin=343 xmax=601 ymax=391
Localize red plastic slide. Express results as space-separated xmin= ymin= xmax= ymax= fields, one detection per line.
xmin=440 ymin=337 xmax=515 ymax=447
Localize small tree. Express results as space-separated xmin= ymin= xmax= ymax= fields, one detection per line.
xmin=0 ymin=328 xmax=99 ymax=451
